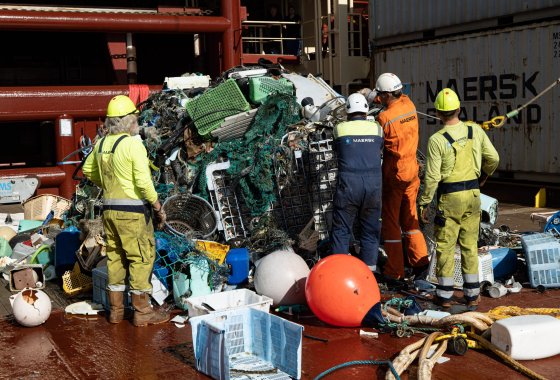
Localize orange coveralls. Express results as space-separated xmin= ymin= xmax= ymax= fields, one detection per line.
xmin=377 ymin=95 xmax=428 ymax=279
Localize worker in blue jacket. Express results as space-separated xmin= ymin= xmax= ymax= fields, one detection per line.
xmin=331 ymin=93 xmax=384 ymax=271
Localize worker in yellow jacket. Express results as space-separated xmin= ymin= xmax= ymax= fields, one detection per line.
xmin=83 ymin=95 xmax=169 ymax=326
xmin=418 ymin=88 xmax=499 ymax=310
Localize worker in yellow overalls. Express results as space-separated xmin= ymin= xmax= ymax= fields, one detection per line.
xmin=418 ymin=88 xmax=499 ymax=310
xmin=83 ymin=95 xmax=168 ymax=326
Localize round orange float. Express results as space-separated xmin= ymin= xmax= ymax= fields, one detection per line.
xmin=305 ymin=254 xmax=380 ymax=327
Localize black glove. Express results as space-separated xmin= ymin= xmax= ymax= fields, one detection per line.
xmin=479 ymin=173 xmax=489 ymax=187
xmin=153 ymin=206 xmax=166 ymax=230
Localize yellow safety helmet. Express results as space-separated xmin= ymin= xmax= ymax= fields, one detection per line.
xmin=434 ymin=88 xmax=460 ymax=111
xmin=106 ymin=95 xmax=139 ymax=118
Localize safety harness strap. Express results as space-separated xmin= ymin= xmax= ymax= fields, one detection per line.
xmin=442 ymin=126 xmax=472 ymax=145
xmin=98 ymin=135 xmax=128 ymax=154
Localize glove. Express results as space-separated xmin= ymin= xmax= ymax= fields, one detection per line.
xmin=419 ymin=205 xmax=430 ymax=224
xmin=479 ymin=173 xmax=489 ymax=187
xmin=152 ymin=203 xmax=166 ymax=230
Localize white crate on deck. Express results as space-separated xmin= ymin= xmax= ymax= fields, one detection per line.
xmin=190 ymin=307 xmax=303 ymax=380
xmin=187 ymin=288 xmax=273 ymax=317
xmin=427 ymin=247 xmax=494 ymax=288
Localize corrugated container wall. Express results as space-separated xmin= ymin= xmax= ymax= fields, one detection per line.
xmin=370 ymin=0 xmax=560 ymax=45
xmin=373 ymin=21 xmax=560 ymax=181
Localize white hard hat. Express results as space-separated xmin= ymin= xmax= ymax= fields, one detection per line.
xmin=375 ymin=73 xmax=403 ymax=92
xmin=346 ymin=93 xmax=369 ymax=114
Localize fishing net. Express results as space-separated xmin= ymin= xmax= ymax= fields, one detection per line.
xmin=194 ymin=93 xmax=301 ymax=216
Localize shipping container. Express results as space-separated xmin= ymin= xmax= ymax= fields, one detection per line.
xmin=369 ymin=0 xmax=560 ymax=45
xmin=373 ymin=20 xmax=560 ymax=182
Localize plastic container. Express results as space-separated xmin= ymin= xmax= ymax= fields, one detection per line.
xmin=54 ymin=227 xmax=81 ymax=277
xmin=225 ymin=247 xmax=249 ymax=285
xmin=186 ymin=288 xmax=273 ymax=317
xmin=11 ymin=242 xmax=36 ymax=262
xmin=489 ymin=247 xmax=517 ymax=280
xmin=195 ymin=240 xmax=229 ymax=265
xmin=62 ymin=262 xmax=92 ymax=296
xmin=22 ymin=194 xmax=72 ymax=221
xmin=428 ymin=249 xmax=494 ymax=288
xmin=190 ymin=307 xmax=303 ymax=380
xmin=491 ymin=315 xmax=560 ymax=360
xmin=521 ymin=233 xmax=560 ymax=288
xmin=92 ymin=266 xmax=131 ymax=310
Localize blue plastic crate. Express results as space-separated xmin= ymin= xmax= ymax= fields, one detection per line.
xmin=190 ymin=307 xmax=303 ymax=380
xmin=521 ymin=233 xmax=560 ymax=288
xmin=92 ymin=266 xmax=131 ymax=310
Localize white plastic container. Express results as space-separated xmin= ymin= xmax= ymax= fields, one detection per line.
xmin=491 ymin=315 xmax=560 ymax=360
xmin=186 ymin=288 xmax=273 ymax=317
xmin=190 ymin=307 xmax=303 ymax=380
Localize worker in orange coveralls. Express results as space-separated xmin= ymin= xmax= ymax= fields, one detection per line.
xmin=374 ymin=73 xmax=429 ymax=282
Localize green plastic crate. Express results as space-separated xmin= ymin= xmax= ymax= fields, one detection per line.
xmin=185 ymin=79 xmax=250 ymax=137
xmin=249 ymin=77 xmax=294 ymax=104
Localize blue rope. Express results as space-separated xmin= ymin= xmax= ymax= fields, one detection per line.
xmin=313 ymin=360 xmax=401 ymax=380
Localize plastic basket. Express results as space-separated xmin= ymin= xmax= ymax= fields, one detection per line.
xmin=190 ymin=307 xmax=303 ymax=380
xmin=428 ymin=248 xmax=494 ymax=288
xmin=249 ymin=76 xmax=294 ymax=104
xmin=194 ymin=240 xmax=229 ymax=265
xmin=23 ymin=194 xmax=72 ymax=221
xmin=62 ymin=262 xmax=92 ymax=296
xmin=163 ymin=193 xmax=218 ymax=239
xmin=521 ymin=233 xmax=560 ymax=288
xmin=186 ymin=288 xmax=273 ymax=317
xmin=92 ymin=266 xmax=131 ymax=310
xmin=185 ymin=79 xmax=250 ymax=137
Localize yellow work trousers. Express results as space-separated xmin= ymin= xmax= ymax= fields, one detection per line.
xmin=103 ymin=209 xmax=155 ymax=292
xmin=434 ymin=189 xmax=481 ymax=300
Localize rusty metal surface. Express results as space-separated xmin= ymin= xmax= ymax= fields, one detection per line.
xmin=0 ymin=167 xmax=65 ymax=188
xmin=0 ymin=9 xmax=230 ymax=33
xmin=374 ymin=20 xmax=560 ymax=179
xmin=0 ymin=287 xmax=559 ymax=379
xmin=0 ymin=85 xmax=160 ymax=121
xmin=0 ymin=202 xmax=559 ymax=378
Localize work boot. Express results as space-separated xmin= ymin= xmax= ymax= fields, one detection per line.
xmin=466 ymin=295 xmax=481 ymax=311
xmin=433 ymin=295 xmax=452 ymax=309
xmin=108 ymin=291 xmax=125 ymax=324
xmin=131 ymin=293 xmax=170 ymax=327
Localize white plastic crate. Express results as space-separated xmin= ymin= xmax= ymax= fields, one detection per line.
xmin=521 ymin=233 xmax=560 ymax=288
xmin=428 ymin=247 xmax=494 ymax=288
xmin=187 ymin=289 xmax=273 ymax=317
xmin=92 ymin=266 xmax=131 ymax=310
xmin=190 ymin=307 xmax=303 ymax=380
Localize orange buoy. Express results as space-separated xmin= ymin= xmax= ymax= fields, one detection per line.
xmin=305 ymin=254 xmax=380 ymax=327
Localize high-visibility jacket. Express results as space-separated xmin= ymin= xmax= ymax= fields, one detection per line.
xmin=418 ymin=121 xmax=499 ymax=206
xmin=377 ymin=95 xmax=419 ymax=182
xmin=83 ymin=133 xmax=158 ymax=206
xmin=82 ymin=133 xmax=157 ymax=292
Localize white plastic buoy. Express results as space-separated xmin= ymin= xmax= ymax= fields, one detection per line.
xmin=491 ymin=315 xmax=560 ymax=360
xmin=10 ymin=288 xmax=52 ymax=327
xmin=253 ymin=247 xmax=310 ymax=306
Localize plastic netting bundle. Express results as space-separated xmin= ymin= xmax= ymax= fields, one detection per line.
xmin=195 ymin=93 xmax=301 ymax=216
xmin=154 ymin=231 xmax=230 ymax=290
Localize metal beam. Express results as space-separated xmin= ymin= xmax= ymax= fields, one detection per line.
xmin=0 ymin=85 xmax=160 ymax=121
xmin=0 ymin=9 xmax=230 ymax=33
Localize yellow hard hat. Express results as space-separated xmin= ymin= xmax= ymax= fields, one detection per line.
xmin=434 ymin=88 xmax=460 ymax=111
xmin=106 ymin=95 xmax=139 ymax=118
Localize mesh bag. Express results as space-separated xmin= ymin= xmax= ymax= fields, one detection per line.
xmin=185 ymin=79 xmax=250 ymax=137
xmin=163 ymin=193 xmax=218 ymax=238
xmin=249 ymin=77 xmax=294 ymax=104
